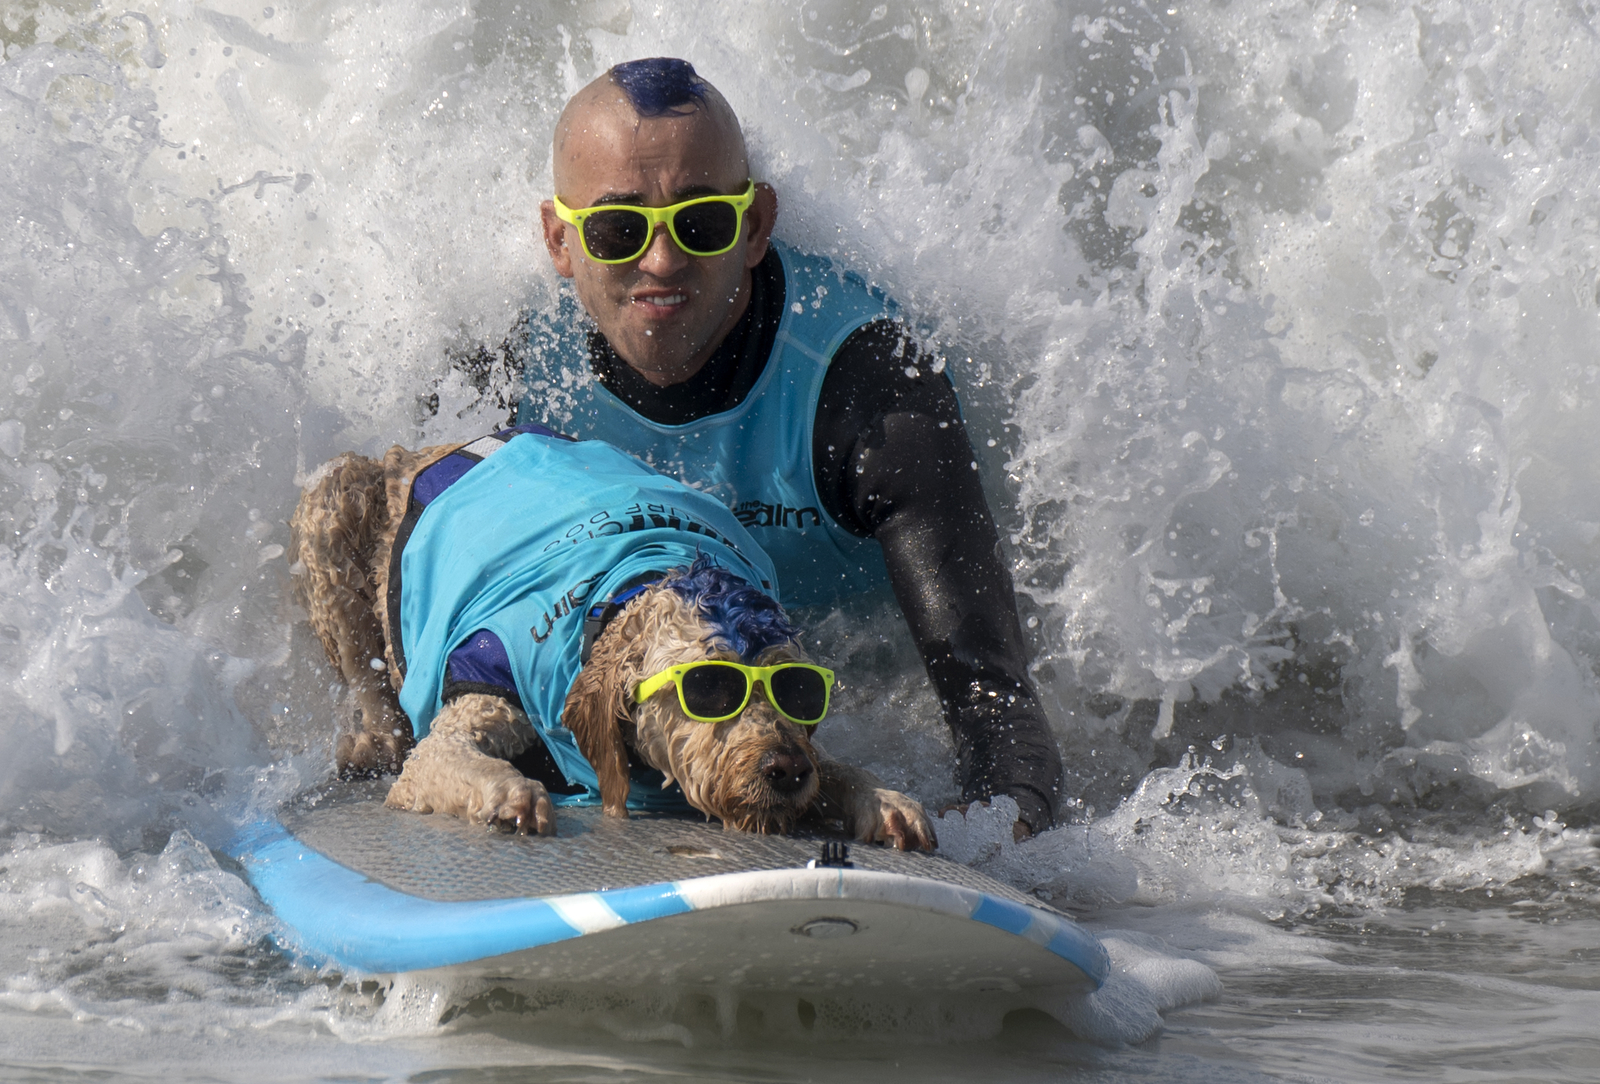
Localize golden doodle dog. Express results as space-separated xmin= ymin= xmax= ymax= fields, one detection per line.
xmin=288 ymin=423 xmax=933 ymax=850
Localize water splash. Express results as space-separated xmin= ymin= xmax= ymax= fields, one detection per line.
xmin=936 ymin=758 xmax=1597 ymax=919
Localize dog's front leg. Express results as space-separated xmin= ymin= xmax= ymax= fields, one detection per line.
xmin=814 ymin=757 xmax=936 ymax=852
xmin=384 ymin=693 xmax=556 ymax=835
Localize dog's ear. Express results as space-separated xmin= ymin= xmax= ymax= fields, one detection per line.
xmin=560 ymin=634 xmax=633 ymax=819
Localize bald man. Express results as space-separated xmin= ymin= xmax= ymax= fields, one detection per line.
xmin=513 ymin=58 xmax=1062 ymax=838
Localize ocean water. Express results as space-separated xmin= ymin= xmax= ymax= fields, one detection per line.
xmin=3 ymin=0 xmax=1599 ymax=1079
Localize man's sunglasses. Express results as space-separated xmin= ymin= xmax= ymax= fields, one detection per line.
xmin=634 ymin=660 xmax=835 ymax=725
xmin=551 ymin=182 xmax=756 ymax=264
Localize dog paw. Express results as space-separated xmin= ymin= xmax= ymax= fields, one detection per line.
xmin=383 ymin=772 xmax=433 ymax=814
xmin=337 ymin=727 xmax=412 ymax=777
xmin=466 ymin=775 xmax=556 ymax=836
xmin=852 ymin=788 xmax=936 ymax=852
xmin=384 ymin=772 xmax=556 ymax=836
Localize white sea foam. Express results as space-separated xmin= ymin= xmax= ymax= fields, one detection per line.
xmin=937 ymin=769 xmax=1597 ymax=918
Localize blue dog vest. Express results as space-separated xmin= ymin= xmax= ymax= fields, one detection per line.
xmin=519 ymin=240 xmax=893 ymax=606
xmin=393 ymin=428 xmax=777 ymax=808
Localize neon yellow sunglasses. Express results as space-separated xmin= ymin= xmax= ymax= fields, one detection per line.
xmin=552 ymin=182 xmax=756 ymax=264
xmin=634 ymin=660 xmax=835 ymax=725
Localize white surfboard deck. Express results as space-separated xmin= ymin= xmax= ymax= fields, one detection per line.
xmin=230 ymin=780 xmax=1108 ymax=995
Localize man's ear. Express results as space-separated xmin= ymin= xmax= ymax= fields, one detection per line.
xmin=743 ymin=182 xmax=778 ymax=270
xmin=540 ymin=200 xmax=576 ymax=278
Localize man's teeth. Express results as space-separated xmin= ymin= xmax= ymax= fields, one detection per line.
xmin=640 ymin=294 xmax=686 ymax=307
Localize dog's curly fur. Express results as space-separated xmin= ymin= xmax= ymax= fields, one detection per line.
xmin=288 ymin=442 xmax=934 ymax=850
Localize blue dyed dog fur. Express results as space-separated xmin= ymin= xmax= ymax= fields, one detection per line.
xmin=610 ymin=57 xmax=708 ymax=117
xmin=667 ymin=557 xmax=797 ymax=663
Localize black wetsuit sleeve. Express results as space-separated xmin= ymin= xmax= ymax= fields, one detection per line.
xmin=813 ymin=323 xmax=1063 ymax=832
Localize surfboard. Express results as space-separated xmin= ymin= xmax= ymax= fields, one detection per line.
xmin=229 ymin=780 xmax=1108 ymax=997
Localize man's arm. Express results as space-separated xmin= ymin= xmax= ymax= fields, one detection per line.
xmin=813 ymin=323 xmax=1063 ymax=835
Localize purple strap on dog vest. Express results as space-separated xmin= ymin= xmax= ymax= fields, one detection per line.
xmin=580 ymin=575 xmax=664 ymax=665
xmin=414 ymin=422 xmax=574 ymax=507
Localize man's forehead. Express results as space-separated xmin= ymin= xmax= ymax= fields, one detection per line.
xmin=554 ymin=96 xmax=746 ymax=198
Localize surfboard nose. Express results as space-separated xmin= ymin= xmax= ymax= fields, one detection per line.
xmin=761 ymin=749 xmax=814 ymax=793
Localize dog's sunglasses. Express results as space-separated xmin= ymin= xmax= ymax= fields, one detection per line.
xmin=634 ymin=660 xmax=835 ymax=725
xmin=551 ymin=182 xmax=756 ymax=264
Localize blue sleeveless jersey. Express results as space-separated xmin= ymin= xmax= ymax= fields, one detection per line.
xmin=394 ymin=430 xmax=777 ymax=809
xmin=518 ymin=240 xmax=893 ymax=606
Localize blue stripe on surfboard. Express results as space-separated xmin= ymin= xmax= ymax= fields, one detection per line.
xmin=603 ymin=882 xmax=694 ymax=924
xmin=970 ymin=894 xmax=1033 ymax=936
xmin=971 ymin=893 xmax=1110 ymax=987
xmin=1045 ymin=922 xmax=1111 ymax=986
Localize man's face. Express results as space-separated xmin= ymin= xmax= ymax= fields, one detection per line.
xmin=540 ymin=98 xmax=776 ymax=387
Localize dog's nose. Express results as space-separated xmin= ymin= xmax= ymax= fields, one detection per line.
xmin=761 ymin=750 xmax=814 ymax=792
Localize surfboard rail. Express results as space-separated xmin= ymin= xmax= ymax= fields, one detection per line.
xmin=229 ymin=787 xmax=1108 ymax=992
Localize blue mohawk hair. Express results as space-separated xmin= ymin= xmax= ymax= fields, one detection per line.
xmin=610 ymin=57 xmax=709 ymax=117
xmin=667 ymin=556 xmax=797 ymax=662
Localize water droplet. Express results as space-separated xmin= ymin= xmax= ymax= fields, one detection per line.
xmin=904 ymin=67 xmax=929 ymax=102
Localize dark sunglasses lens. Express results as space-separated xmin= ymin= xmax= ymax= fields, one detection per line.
xmin=582 ymin=209 xmax=650 ymax=261
xmin=671 ymin=201 xmax=739 ymax=254
xmin=768 ymin=666 xmax=828 ymax=722
xmin=680 ymin=664 xmax=749 ymax=718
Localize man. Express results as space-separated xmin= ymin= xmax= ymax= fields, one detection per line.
xmin=518 ymin=57 xmax=1062 ymax=838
